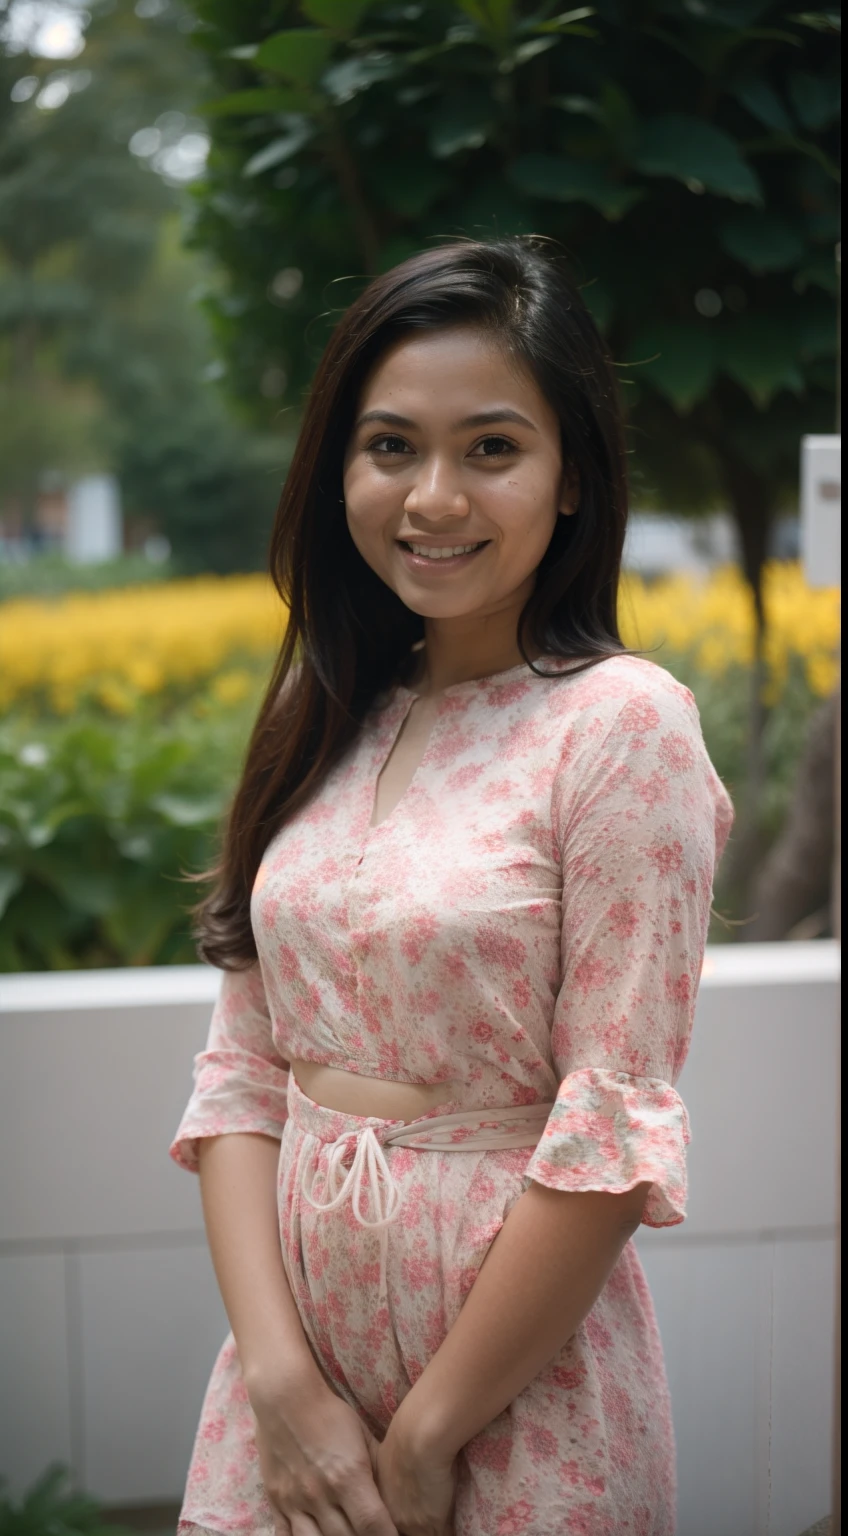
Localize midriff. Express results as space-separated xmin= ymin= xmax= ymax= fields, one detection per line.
xmin=290 ymin=1059 xmax=460 ymax=1123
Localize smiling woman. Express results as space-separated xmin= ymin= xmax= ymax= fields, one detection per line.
xmin=198 ymin=238 xmax=630 ymax=970
xmin=174 ymin=239 xmax=733 ymax=1536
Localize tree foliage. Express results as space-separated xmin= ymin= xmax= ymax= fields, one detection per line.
xmin=184 ymin=0 xmax=840 ymax=595
xmin=0 ymin=0 xmax=282 ymax=571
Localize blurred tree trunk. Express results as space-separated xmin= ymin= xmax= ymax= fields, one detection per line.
xmin=744 ymin=687 xmax=838 ymax=941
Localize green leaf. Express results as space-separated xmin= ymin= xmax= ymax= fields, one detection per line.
xmin=635 ymin=115 xmax=763 ymax=203
xmin=429 ymin=98 xmax=494 ymax=158
xmin=719 ymin=314 xmax=805 ymax=403
xmin=501 ymin=36 xmax=561 ymax=70
xmin=550 ymin=94 xmax=602 ymax=119
xmin=507 ymin=153 xmax=641 ymax=219
xmin=243 ymin=119 xmax=315 ymax=177
xmin=103 ymin=884 xmax=189 ymax=967
xmin=788 ymin=70 xmax=841 ymax=130
xmin=720 ymin=210 xmax=806 ymax=272
xmin=732 ymin=78 xmax=793 ymax=134
xmin=579 ymin=277 xmax=613 ymax=329
xmin=150 ymin=792 xmax=223 ymax=826
xmin=788 ymin=11 xmax=841 ymax=31
xmin=456 ymin=0 xmax=514 ymax=37
xmin=627 ymin=324 xmax=717 ymax=411
xmin=129 ymin=740 xmax=192 ymax=799
xmin=204 ymin=87 xmax=313 ymax=116
xmin=794 ymin=249 xmax=840 ymax=293
xmin=368 ymin=159 xmax=450 ymax=217
xmin=447 ymin=173 xmax=536 ymax=236
xmin=35 ymin=850 xmax=121 ymax=917
xmin=536 ymin=6 xmax=596 ymax=29
xmin=0 ymin=866 xmax=23 ymax=920
xmin=300 ymin=0 xmax=374 ymax=32
xmin=322 ymin=52 xmax=399 ymax=104
xmin=797 ymin=292 xmax=838 ymax=359
xmin=254 ymin=30 xmax=334 ymax=85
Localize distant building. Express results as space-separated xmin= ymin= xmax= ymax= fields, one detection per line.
xmin=624 ymin=511 xmax=800 ymax=577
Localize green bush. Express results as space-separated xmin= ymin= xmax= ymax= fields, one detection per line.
xmin=0 ymin=699 xmax=259 ymax=970
xmin=0 ymin=1466 xmax=130 ymax=1536
xmin=0 ymin=649 xmax=822 ymax=970
xmin=0 ymin=554 xmax=174 ymax=603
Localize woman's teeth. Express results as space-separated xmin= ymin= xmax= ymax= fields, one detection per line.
xmin=406 ymin=543 xmax=483 ymax=559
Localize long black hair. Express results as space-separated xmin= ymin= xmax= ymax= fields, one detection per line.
xmin=197 ymin=237 xmax=629 ymax=967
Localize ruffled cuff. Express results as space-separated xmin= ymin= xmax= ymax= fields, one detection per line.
xmin=525 ymin=1067 xmax=690 ymax=1227
xmin=169 ymin=1050 xmax=290 ymax=1174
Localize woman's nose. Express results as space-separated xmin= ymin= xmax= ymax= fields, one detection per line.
xmin=403 ymin=458 xmax=470 ymax=520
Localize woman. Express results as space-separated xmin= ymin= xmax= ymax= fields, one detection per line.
xmin=171 ymin=237 xmax=733 ymax=1536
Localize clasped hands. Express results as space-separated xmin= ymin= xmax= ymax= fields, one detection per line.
xmin=251 ymin=1371 xmax=457 ymax=1536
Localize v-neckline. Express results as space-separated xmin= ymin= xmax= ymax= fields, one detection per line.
xmin=367 ymin=692 xmax=439 ymax=832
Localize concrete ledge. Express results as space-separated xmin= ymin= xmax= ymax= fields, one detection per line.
xmin=1 ymin=940 xmax=838 ymax=1012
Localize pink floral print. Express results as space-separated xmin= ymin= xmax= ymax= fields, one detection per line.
xmin=171 ymin=654 xmax=733 ymax=1534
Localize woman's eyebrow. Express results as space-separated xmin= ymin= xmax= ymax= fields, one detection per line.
xmin=355 ymin=407 xmax=538 ymax=431
xmin=455 ymin=409 xmax=538 ymax=431
xmin=356 ymin=410 xmax=416 ymax=429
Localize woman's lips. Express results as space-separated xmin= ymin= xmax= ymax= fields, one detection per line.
xmin=396 ymin=540 xmax=490 ymax=573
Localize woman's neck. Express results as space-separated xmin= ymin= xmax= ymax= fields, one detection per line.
xmin=411 ymin=601 xmax=537 ymax=695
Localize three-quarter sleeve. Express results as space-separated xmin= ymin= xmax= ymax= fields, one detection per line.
xmin=170 ymin=962 xmax=290 ymax=1174
xmin=526 ymin=672 xmax=734 ymax=1226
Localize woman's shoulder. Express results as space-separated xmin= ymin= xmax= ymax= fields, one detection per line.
xmin=547 ymin=653 xmax=734 ymax=842
xmin=544 ymin=651 xmax=700 ymax=734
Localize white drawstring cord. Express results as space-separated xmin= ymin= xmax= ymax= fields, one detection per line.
xmin=300 ymin=1126 xmax=403 ymax=1306
xmin=297 ymin=1102 xmax=555 ymax=1307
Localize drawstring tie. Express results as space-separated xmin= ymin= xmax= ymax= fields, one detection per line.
xmin=297 ymin=1102 xmax=554 ymax=1309
xmin=300 ymin=1127 xmax=402 ymax=1306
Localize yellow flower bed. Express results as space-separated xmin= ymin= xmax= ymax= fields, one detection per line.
xmin=0 ymin=563 xmax=839 ymax=716
xmin=0 ymin=575 xmax=286 ymax=716
xmin=619 ymin=562 xmax=840 ymax=701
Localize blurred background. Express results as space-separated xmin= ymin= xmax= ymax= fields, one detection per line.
xmin=0 ymin=0 xmax=840 ymax=971
xmin=0 ymin=1 xmax=841 ymax=1531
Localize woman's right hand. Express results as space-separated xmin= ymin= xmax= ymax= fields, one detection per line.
xmin=249 ymin=1374 xmax=400 ymax=1536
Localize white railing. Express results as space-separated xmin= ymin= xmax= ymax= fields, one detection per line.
xmin=0 ymin=942 xmax=839 ymax=1536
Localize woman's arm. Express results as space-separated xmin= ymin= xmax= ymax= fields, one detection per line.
xmin=198 ymin=1132 xmax=319 ymax=1392
xmin=380 ymin=1178 xmax=649 ymax=1471
xmin=198 ymin=1133 xmax=399 ymax=1536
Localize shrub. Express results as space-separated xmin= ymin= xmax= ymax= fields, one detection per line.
xmin=0 ymin=1465 xmax=130 ymax=1536
xmin=0 ymin=565 xmax=838 ymax=968
xmin=0 ymin=702 xmax=256 ymax=970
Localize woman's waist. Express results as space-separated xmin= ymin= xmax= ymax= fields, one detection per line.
xmin=289 ymin=1059 xmax=461 ymax=1123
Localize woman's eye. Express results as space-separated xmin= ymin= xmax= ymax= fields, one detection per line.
xmin=370 ymin=435 xmax=410 ymax=455
xmin=471 ymin=436 xmax=517 ymax=458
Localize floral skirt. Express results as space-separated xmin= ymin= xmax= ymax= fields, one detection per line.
xmin=178 ymin=1079 xmax=676 ymax=1536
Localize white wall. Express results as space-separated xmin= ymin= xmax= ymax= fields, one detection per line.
xmin=0 ymin=944 xmax=839 ymax=1534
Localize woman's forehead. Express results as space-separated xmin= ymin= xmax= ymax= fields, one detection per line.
xmin=356 ymin=328 xmax=554 ymax=428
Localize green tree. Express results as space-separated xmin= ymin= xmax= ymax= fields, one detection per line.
xmin=181 ymin=0 xmax=840 ymax=882
xmin=0 ymin=0 xmax=281 ymax=570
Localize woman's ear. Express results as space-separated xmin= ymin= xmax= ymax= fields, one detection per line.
xmin=558 ymin=461 xmax=581 ymax=518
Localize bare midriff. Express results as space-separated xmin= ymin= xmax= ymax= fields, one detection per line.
xmin=290 ymin=1059 xmax=460 ymax=1123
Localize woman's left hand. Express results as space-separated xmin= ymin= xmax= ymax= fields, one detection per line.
xmin=373 ymin=1418 xmax=457 ymax=1536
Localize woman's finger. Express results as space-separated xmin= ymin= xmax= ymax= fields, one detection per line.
xmin=288 ymin=1514 xmax=324 ymax=1536
xmin=340 ymin=1484 xmax=400 ymax=1536
xmin=287 ymin=1504 xmax=360 ymax=1536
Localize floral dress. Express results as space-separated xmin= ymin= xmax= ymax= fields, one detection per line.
xmin=171 ymin=654 xmax=734 ymax=1536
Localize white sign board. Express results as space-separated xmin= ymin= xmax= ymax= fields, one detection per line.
xmin=801 ymin=435 xmax=841 ymax=589
xmin=65 ymin=474 xmax=123 ymax=564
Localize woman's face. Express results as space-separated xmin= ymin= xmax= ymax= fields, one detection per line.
xmin=343 ymin=327 xmax=575 ymax=624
